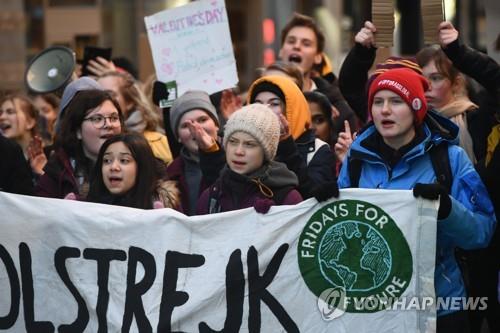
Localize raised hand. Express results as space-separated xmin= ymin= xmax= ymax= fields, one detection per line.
xmin=335 ymin=120 xmax=356 ymax=162
xmin=220 ymin=89 xmax=242 ymax=121
xmin=27 ymin=136 xmax=47 ymax=175
xmin=187 ymin=120 xmax=217 ymax=151
xmin=87 ymin=56 xmax=117 ymax=77
xmin=438 ymin=21 xmax=459 ymax=48
xmin=355 ymin=21 xmax=377 ymax=48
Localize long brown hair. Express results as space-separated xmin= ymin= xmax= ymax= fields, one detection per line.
xmin=416 ymin=45 xmax=466 ymax=96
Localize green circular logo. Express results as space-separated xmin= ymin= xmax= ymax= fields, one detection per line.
xmin=298 ymin=200 xmax=413 ymax=313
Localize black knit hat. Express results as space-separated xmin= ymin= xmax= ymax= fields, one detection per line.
xmin=249 ymin=81 xmax=286 ymax=105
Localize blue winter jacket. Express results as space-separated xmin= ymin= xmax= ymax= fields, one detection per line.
xmin=338 ymin=112 xmax=496 ymax=316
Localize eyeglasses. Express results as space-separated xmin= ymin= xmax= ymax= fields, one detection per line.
xmin=83 ymin=114 xmax=120 ymax=128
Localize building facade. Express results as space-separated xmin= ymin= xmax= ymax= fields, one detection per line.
xmin=0 ymin=0 xmax=495 ymax=93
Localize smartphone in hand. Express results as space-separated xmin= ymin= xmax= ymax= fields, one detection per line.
xmin=81 ymin=46 xmax=112 ymax=76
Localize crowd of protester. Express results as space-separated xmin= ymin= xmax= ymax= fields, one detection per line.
xmin=0 ymin=12 xmax=499 ymax=333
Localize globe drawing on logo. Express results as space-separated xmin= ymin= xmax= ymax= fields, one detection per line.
xmin=319 ymin=221 xmax=391 ymax=292
xmin=298 ymin=199 xmax=413 ymax=313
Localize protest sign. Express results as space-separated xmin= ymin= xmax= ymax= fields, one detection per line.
xmin=422 ymin=0 xmax=445 ymax=45
xmin=371 ymin=1 xmax=445 ymax=47
xmin=372 ymin=0 xmax=395 ymax=47
xmin=144 ymin=0 xmax=238 ymax=96
xmin=0 ymin=189 xmax=437 ymax=332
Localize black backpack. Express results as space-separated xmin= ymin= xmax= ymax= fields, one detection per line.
xmin=348 ymin=142 xmax=452 ymax=191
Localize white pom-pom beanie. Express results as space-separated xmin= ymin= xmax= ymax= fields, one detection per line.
xmin=223 ymin=104 xmax=280 ymax=161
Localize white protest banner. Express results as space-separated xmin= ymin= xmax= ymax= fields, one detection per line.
xmin=0 ymin=189 xmax=437 ymax=332
xmin=144 ymin=0 xmax=238 ymax=96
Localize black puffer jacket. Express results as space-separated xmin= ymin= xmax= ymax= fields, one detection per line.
xmin=338 ymin=43 xmax=377 ymax=124
xmin=0 ymin=135 xmax=33 ymax=195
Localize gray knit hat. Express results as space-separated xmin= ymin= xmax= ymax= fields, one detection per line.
xmin=169 ymin=90 xmax=219 ymax=138
xmin=55 ymin=77 xmax=103 ymax=133
xmin=60 ymin=77 xmax=103 ymax=112
xmin=223 ymin=104 xmax=280 ymax=161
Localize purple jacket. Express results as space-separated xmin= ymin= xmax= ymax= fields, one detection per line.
xmin=35 ymin=148 xmax=79 ymax=199
xmin=196 ymin=161 xmax=303 ymax=215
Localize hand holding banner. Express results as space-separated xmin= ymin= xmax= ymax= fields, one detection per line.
xmin=0 ymin=190 xmax=438 ymax=332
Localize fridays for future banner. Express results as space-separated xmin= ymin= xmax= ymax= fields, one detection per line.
xmin=0 ymin=189 xmax=437 ymax=332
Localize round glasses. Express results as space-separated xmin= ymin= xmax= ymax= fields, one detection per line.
xmin=83 ymin=114 xmax=120 ymax=129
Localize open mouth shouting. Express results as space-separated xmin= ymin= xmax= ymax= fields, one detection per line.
xmin=107 ymin=176 xmax=123 ymax=187
xmin=381 ymin=120 xmax=396 ymax=128
xmin=104 ymin=172 xmax=135 ymax=195
xmin=0 ymin=122 xmax=13 ymax=135
xmin=288 ymin=54 xmax=302 ymax=64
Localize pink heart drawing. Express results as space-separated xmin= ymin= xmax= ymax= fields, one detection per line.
xmin=216 ymin=79 xmax=223 ymax=85
xmin=161 ymin=63 xmax=174 ymax=75
xmin=203 ymin=79 xmax=208 ymax=84
xmin=211 ymin=0 xmax=217 ymax=6
xmin=162 ymin=48 xmax=171 ymax=57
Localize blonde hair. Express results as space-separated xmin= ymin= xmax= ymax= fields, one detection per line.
xmin=99 ymin=71 xmax=161 ymax=132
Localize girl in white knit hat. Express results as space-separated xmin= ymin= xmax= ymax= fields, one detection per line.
xmin=196 ymin=104 xmax=302 ymax=214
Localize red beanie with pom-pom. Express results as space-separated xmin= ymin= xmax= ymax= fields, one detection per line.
xmin=368 ymin=68 xmax=429 ymax=125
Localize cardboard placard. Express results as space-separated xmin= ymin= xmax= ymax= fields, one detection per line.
xmin=372 ymin=0 xmax=395 ymax=47
xmin=422 ymin=0 xmax=445 ymax=45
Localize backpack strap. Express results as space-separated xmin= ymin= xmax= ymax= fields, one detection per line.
xmin=429 ymin=143 xmax=453 ymax=192
xmin=348 ymin=157 xmax=362 ymax=188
